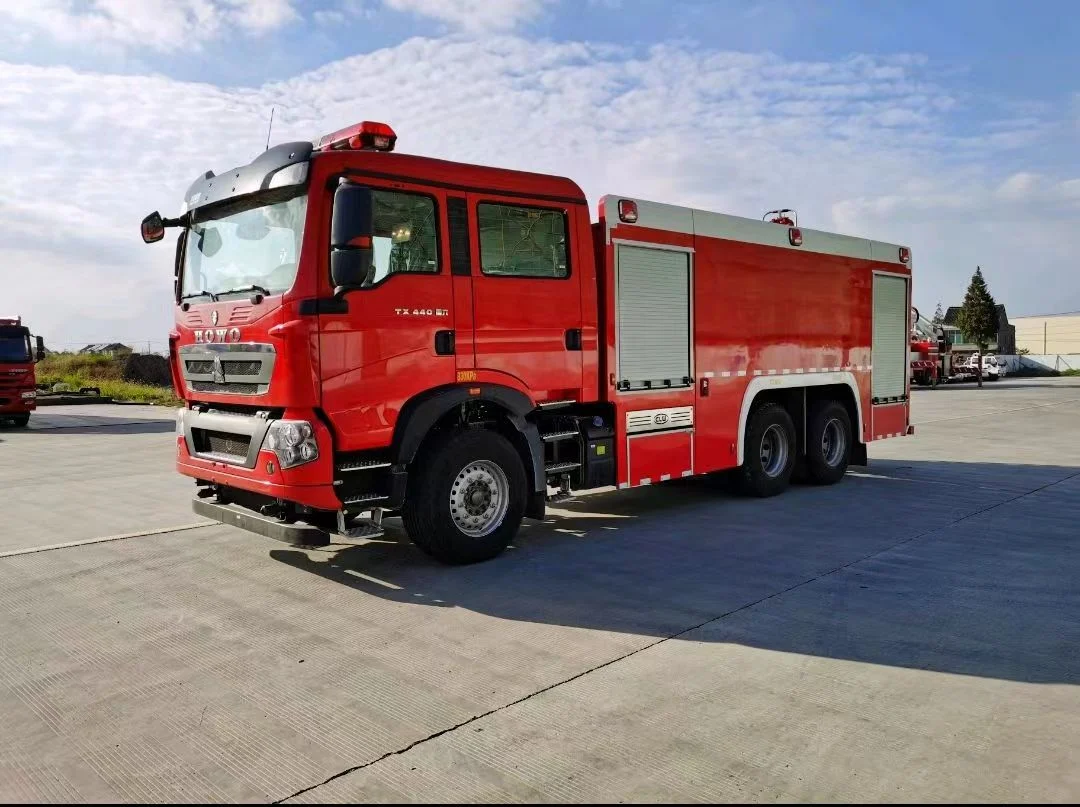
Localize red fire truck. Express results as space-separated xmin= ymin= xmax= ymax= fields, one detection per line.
xmin=909 ymin=307 xmax=951 ymax=387
xmin=0 ymin=316 xmax=44 ymax=427
xmin=142 ymin=120 xmax=913 ymax=563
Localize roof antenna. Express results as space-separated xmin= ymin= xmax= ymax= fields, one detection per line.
xmin=264 ymin=106 xmax=275 ymax=151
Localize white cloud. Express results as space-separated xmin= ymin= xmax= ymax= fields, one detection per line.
xmin=382 ymin=0 xmax=554 ymax=32
xmin=0 ymin=35 xmax=1075 ymax=346
xmin=4 ymin=0 xmax=298 ymax=52
xmin=994 ymin=171 xmax=1040 ymax=201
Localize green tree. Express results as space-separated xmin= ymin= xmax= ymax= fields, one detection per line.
xmin=932 ymin=301 xmax=944 ymax=326
xmin=956 ymin=266 xmax=998 ymax=388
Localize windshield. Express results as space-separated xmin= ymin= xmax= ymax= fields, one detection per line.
xmin=0 ymin=329 xmax=30 ymax=362
xmin=181 ymin=193 xmax=307 ymax=301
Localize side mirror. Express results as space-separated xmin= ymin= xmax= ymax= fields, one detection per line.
xmin=34 ymin=336 xmax=45 ymax=362
xmin=141 ymin=211 xmax=165 ymax=243
xmin=330 ymin=183 xmax=374 ymax=294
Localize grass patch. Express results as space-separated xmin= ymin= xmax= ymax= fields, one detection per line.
xmin=1061 ymin=368 xmax=1080 ymax=377
xmin=37 ymin=352 xmax=180 ymax=406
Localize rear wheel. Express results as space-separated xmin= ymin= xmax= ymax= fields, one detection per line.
xmin=7 ymin=414 xmax=29 ymax=428
xmin=403 ymin=428 xmax=527 ymax=564
xmin=805 ymin=400 xmax=852 ymax=485
xmin=739 ymin=403 xmax=796 ymax=497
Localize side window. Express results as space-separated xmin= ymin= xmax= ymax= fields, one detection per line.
xmin=477 ymin=203 xmax=569 ymax=278
xmin=367 ymin=190 xmax=439 ymax=286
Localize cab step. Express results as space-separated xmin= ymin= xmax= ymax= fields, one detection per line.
xmin=538 ymin=399 xmax=576 ymax=410
xmin=541 ymin=430 xmax=578 ymax=442
xmin=545 ymin=461 xmax=581 ymax=474
xmin=341 ymin=492 xmax=389 ymax=506
xmin=337 ymin=459 xmax=392 ymax=473
xmin=338 ymin=519 xmax=385 ymax=541
xmin=336 ymin=509 xmax=385 ymax=541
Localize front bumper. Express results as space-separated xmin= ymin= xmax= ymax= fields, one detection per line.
xmin=0 ymin=390 xmax=36 ymax=413
xmin=176 ymin=407 xmax=341 ymax=511
xmin=192 ymin=497 xmax=331 ymax=547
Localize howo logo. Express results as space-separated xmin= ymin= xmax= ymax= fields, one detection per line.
xmin=654 ymin=413 xmax=669 ymax=425
xmin=194 ymin=328 xmax=241 ymax=344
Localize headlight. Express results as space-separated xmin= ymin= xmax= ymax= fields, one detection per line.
xmin=21 ymin=390 xmax=36 ymax=399
xmin=265 ymin=419 xmax=319 ymax=469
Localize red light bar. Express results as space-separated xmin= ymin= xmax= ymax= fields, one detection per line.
xmin=0 ymin=316 xmax=22 ymax=327
xmin=617 ymin=199 xmax=638 ymax=223
xmin=317 ymin=121 xmax=397 ymax=152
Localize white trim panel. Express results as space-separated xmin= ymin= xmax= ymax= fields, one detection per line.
xmin=735 ymin=372 xmax=864 ymax=465
xmin=602 ymin=195 xmax=907 ymax=264
xmin=626 ymin=405 xmax=694 ymax=434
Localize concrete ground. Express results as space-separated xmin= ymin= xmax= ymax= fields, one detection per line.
xmin=0 ymin=380 xmax=1078 ymax=802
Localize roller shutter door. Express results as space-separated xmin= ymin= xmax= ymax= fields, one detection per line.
xmin=616 ymin=246 xmax=691 ymax=390
xmin=872 ymin=274 xmax=909 ymax=402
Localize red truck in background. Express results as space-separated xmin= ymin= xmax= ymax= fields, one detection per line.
xmin=0 ymin=316 xmax=45 ymax=427
xmin=142 ymin=120 xmax=913 ymax=564
xmin=910 ymin=307 xmax=951 ymax=387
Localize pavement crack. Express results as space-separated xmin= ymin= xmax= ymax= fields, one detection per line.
xmin=273 ymin=469 xmax=1080 ymax=804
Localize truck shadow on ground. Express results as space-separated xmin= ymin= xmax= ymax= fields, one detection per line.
xmin=20 ymin=415 xmax=175 ymax=435
xmin=271 ymin=459 xmax=1080 ymax=686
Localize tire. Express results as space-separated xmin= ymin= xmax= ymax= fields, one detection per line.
xmin=402 ymin=428 xmax=527 ymax=564
xmin=8 ymin=414 xmax=29 ymax=428
xmin=805 ymin=400 xmax=852 ymax=485
xmin=739 ymin=402 xmax=796 ymax=497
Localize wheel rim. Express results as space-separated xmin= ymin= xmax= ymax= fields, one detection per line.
xmin=759 ymin=424 xmax=789 ymax=478
xmin=821 ymin=418 xmax=846 ymax=467
xmin=449 ymin=460 xmax=510 ymax=538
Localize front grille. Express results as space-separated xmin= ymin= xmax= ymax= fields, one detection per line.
xmin=204 ymin=431 xmax=251 ymax=458
xmin=186 ymin=360 xmax=214 ymax=374
xmin=191 ymin=381 xmax=259 ymax=395
xmin=221 ymin=360 xmax=259 ymax=376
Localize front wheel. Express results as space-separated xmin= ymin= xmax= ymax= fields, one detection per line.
xmin=805 ymin=400 xmax=852 ymax=485
xmin=402 ymin=429 xmax=527 ymax=564
xmin=6 ymin=414 xmax=29 ymax=428
xmin=739 ymin=403 xmax=796 ymax=497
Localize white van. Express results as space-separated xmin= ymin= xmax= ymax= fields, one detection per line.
xmin=966 ymin=354 xmax=1005 ymax=380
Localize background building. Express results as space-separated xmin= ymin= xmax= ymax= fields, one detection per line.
xmin=941 ymin=304 xmax=1015 ymax=356
xmin=1012 ymin=312 xmax=1080 ymax=355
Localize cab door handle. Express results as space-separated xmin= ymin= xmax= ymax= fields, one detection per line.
xmin=565 ymin=328 xmax=582 ymax=351
xmin=435 ymin=330 xmax=455 ymax=355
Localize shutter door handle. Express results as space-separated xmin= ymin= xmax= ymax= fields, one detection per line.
xmin=435 ymin=330 xmax=455 ymax=355
xmin=565 ymin=328 xmax=582 ymax=351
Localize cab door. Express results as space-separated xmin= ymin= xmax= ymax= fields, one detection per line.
xmin=465 ymin=193 xmax=583 ymax=401
xmin=319 ymin=180 xmax=460 ymax=452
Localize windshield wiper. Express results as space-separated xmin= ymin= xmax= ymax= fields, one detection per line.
xmin=214 ymin=284 xmax=271 ymax=300
xmin=180 ymin=290 xmax=217 ymax=302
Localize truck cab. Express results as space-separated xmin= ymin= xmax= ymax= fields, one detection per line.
xmin=145 ymin=122 xmax=596 ymax=561
xmin=0 ymin=316 xmax=42 ymax=427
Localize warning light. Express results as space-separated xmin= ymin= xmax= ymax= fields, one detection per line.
xmin=789 ymin=228 xmax=803 ymax=247
xmin=317 ymin=121 xmax=398 ymax=152
xmin=899 ymin=246 xmax=911 ymax=263
xmin=617 ymin=199 xmax=638 ymax=223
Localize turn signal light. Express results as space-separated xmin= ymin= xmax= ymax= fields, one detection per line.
xmin=789 ymin=227 xmax=803 ymax=246
xmin=617 ymin=199 xmax=638 ymax=223
xmin=899 ymin=246 xmax=911 ymax=263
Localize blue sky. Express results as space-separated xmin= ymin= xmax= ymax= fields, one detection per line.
xmin=1 ymin=0 xmax=1077 ymax=346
